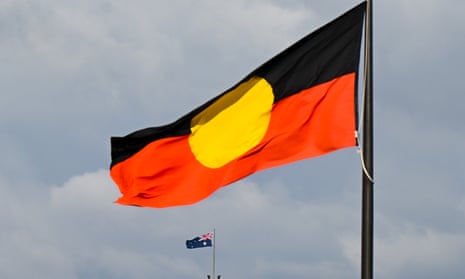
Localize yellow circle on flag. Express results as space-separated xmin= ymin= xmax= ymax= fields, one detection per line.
xmin=188 ymin=77 xmax=274 ymax=168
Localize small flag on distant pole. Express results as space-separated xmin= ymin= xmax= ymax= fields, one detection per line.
xmin=186 ymin=232 xmax=214 ymax=249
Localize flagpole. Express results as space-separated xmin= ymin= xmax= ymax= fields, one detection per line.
xmin=361 ymin=0 xmax=374 ymax=279
xmin=212 ymin=228 xmax=216 ymax=279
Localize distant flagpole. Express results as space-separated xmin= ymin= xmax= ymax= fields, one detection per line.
xmin=212 ymin=229 xmax=216 ymax=279
xmin=361 ymin=0 xmax=374 ymax=279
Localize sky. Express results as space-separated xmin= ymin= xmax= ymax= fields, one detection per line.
xmin=1 ymin=0 xmax=465 ymax=278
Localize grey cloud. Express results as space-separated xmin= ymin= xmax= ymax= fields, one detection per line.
xmin=1 ymin=0 xmax=465 ymax=278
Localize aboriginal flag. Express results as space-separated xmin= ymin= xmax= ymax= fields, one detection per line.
xmin=110 ymin=2 xmax=366 ymax=208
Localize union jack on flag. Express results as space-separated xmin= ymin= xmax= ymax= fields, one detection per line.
xmin=186 ymin=232 xmax=214 ymax=249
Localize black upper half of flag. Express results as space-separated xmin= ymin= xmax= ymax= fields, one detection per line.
xmin=111 ymin=1 xmax=366 ymax=167
xmin=252 ymin=1 xmax=366 ymax=101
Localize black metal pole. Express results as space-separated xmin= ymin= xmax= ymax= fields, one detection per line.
xmin=361 ymin=0 xmax=374 ymax=279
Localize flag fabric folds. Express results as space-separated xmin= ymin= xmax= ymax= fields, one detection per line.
xmin=186 ymin=232 xmax=214 ymax=249
xmin=110 ymin=2 xmax=366 ymax=208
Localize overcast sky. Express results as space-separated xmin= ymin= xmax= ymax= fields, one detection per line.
xmin=1 ymin=0 xmax=465 ymax=278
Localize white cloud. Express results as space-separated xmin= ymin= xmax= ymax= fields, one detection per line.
xmin=377 ymin=226 xmax=465 ymax=278
xmin=0 ymin=168 xmax=364 ymax=279
xmin=50 ymin=169 xmax=118 ymax=211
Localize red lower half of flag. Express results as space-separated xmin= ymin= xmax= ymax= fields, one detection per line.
xmin=110 ymin=73 xmax=357 ymax=208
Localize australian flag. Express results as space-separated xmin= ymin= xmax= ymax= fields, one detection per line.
xmin=186 ymin=232 xmax=213 ymax=249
